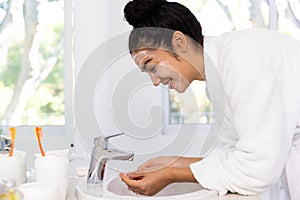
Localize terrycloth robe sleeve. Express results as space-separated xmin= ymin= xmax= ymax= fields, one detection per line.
xmin=190 ymin=29 xmax=300 ymax=195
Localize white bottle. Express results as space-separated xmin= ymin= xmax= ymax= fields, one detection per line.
xmin=34 ymin=149 xmax=69 ymax=200
xmin=0 ymin=151 xmax=26 ymax=185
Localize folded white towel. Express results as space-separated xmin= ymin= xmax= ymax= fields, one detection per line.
xmin=283 ymin=129 xmax=300 ymax=200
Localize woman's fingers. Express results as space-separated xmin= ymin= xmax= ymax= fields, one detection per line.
xmin=120 ymin=173 xmax=147 ymax=195
xmin=126 ymin=172 xmax=145 ymax=180
xmin=120 ymin=173 xmax=141 ymax=187
xmin=120 ymin=167 xmax=174 ymax=196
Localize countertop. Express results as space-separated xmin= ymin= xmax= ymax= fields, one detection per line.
xmin=219 ymin=194 xmax=261 ymax=200
xmin=66 ymin=160 xmax=264 ymax=200
xmin=69 ymin=192 xmax=261 ymax=200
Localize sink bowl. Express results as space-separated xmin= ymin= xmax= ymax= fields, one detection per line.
xmin=76 ymin=176 xmax=218 ymax=200
xmin=103 ymin=176 xmax=218 ymax=200
xmin=75 ymin=181 xmax=103 ymax=200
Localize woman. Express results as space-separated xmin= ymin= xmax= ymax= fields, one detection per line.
xmin=120 ymin=0 xmax=300 ymax=199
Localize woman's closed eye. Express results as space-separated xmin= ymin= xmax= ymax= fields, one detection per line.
xmin=149 ymin=65 xmax=157 ymax=72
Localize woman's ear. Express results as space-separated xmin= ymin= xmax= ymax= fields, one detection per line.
xmin=172 ymin=31 xmax=187 ymax=53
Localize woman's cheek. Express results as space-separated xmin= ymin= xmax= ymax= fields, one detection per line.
xmin=155 ymin=70 xmax=167 ymax=79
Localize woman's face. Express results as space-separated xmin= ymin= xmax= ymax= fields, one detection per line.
xmin=132 ymin=49 xmax=198 ymax=93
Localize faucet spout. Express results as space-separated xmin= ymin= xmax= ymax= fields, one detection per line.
xmin=87 ymin=134 xmax=134 ymax=184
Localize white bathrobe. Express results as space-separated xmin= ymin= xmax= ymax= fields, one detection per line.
xmin=190 ymin=29 xmax=300 ymax=199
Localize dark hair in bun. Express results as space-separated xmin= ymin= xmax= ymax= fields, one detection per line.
xmin=124 ymin=0 xmax=203 ymax=53
xmin=124 ymin=0 xmax=167 ymax=27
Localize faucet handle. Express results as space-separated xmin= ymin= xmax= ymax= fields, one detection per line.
xmin=0 ymin=135 xmax=11 ymax=154
xmin=94 ymin=133 xmax=124 ymax=149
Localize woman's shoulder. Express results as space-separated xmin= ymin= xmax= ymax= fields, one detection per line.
xmin=219 ymin=28 xmax=280 ymax=38
xmin=218 ymin=28 xmax=299 ymax=48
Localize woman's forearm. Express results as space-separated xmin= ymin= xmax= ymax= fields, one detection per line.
xmin=167 ymin=157 xmax=202 ymax=183
xmin=168 ymin=167 xmax=198 ymax=183
xmin=170 ymin=157 xmax=202 ymax=168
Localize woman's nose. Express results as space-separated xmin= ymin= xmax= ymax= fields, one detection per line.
xmin=149 ymin=74 xmax=161 ymax=86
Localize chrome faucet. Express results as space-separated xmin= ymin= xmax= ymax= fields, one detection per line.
xmin=87 ymin=133 xmax=134 ymax=184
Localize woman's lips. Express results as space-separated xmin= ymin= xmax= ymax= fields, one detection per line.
xmin=168 ymin=80 xmax=174 ymax=89
xmin=161 ymin=79 xmax=174 ymax=89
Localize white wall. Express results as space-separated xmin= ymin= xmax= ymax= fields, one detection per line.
xmin=74 ymin=0 xmax=164 ymax=152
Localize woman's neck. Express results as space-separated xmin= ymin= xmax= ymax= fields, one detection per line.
xmin=187 ymin=45 xmax=205 ymax=81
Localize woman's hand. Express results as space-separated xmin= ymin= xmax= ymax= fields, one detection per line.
xmin=120 ymin=165 xmax=199 ymax=196
xmin=137 ymin=156 xmax=202 ymax=170
xmin=120 ymin=166 xmax=174 ymax=196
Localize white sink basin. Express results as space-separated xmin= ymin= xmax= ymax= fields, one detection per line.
xmin=76 ymin=176 xmax=218 ymax=200
xmin=75 ymin=181 xmax=103 ymax=200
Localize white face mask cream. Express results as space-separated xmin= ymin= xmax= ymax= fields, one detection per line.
xmin=133 ymin=50 xmax=156 ymax=70
xmin=132 ymin=50 xmax=192 ymax=93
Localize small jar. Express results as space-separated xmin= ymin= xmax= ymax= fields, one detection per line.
xmin=0 ymin=179 xmax=24 ymax=200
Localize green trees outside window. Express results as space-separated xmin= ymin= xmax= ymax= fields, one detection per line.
xmin=0 ymin=0 xmax=64 ymax=126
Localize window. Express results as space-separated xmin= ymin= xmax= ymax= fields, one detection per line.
xmin=168 ymin=81 xmax=213 ymax=124
xmin=276 ymin=0 xmax=300 ymax=40
xmin=0 ymin=0 xmax=73 ymax=129
xmin=165 ymin=0 xmax=300 ymax=133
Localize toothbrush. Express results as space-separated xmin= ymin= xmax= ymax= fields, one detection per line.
xmin=8 ymin=127 xmax=16 ymax=157
xmin=35 ymin=127 xmax=46 ymax=156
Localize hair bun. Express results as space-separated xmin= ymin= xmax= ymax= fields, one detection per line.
xmin=124 ymin=0 xmax=167 ymax=27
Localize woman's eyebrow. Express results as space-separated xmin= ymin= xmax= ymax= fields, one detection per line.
xmin=143 ymin=59 xmax=153 ymax=71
